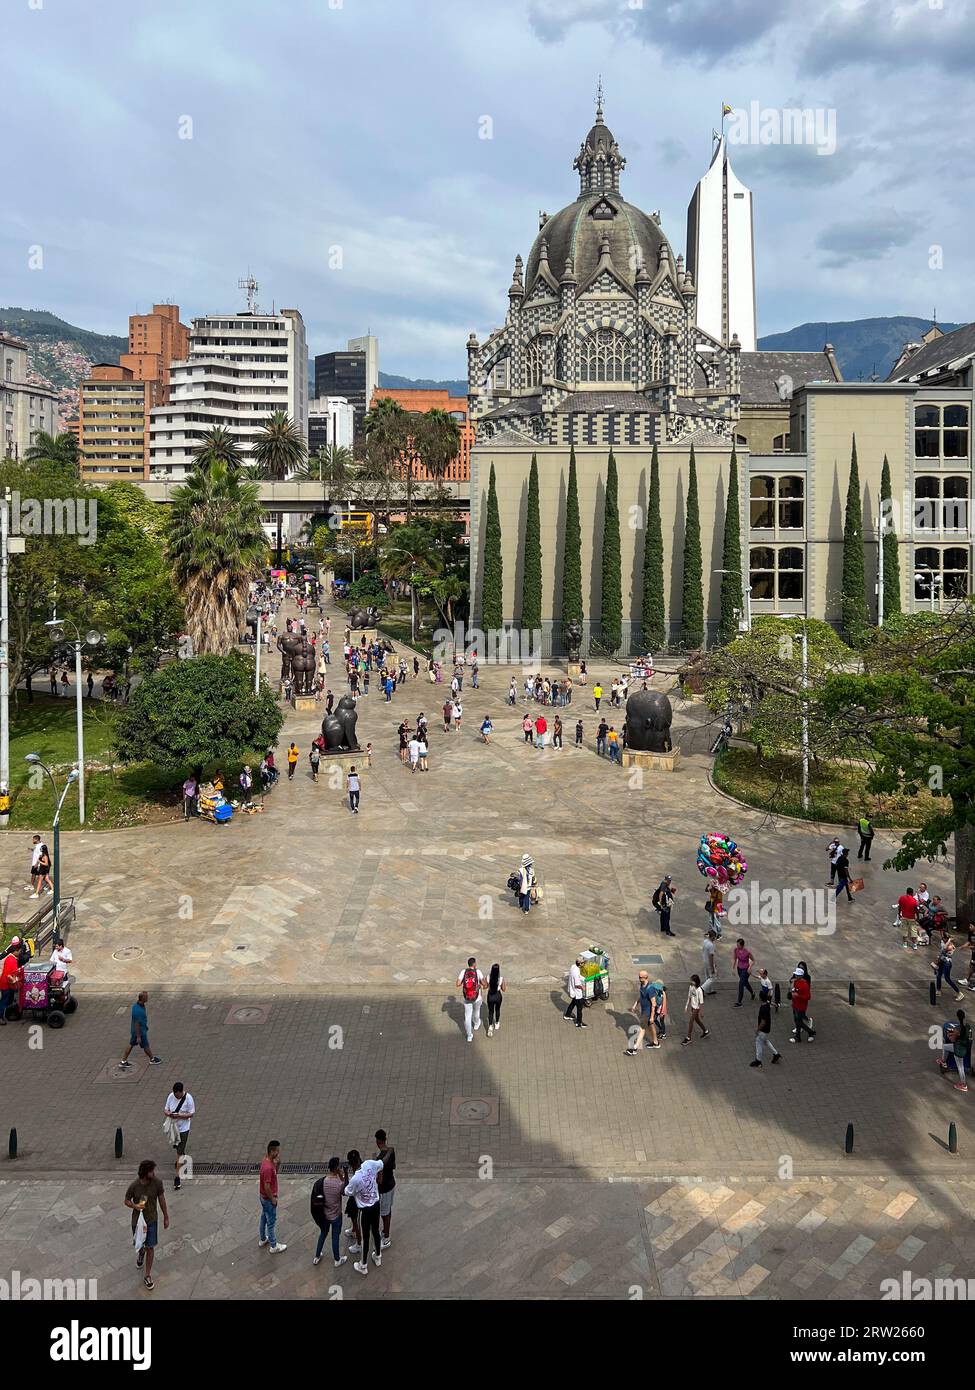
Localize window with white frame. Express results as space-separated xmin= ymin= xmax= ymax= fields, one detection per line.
xmin=750 ymin=475 xmax=804 ymax=531
xmin=749 ymin=545 xmax=804 ymax=601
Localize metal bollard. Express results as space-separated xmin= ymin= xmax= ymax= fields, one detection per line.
xmin=844 ymin=1123 xmax=854 ymax=1154
xmin=949 ymin=1122 xmax=958 ymax=1155
xmin=8 ymin=1128 xmax=16 ymax=1159
xmin=848 ymin=982 xmax=856 ymax=1006
xmin=930 ymin=981 xmax=937 ymax=1006
xmin=114 ymin=1127 xmax=124 ymax=1160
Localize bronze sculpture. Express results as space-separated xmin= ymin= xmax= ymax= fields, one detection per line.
xmin=290 ymin=636 xmax=316 ymax=696
xmin=277 ymin=631 xmax=302 ymax=685
xmin=624 ymin=689 xmax=673 ymax=753
xmin=347 ymin=604 xmax=380 ymax=631
xmin=564 ymin=618 xmax=583 ymax=660
xmin=322 ymin=694 xmax=359 ymax=751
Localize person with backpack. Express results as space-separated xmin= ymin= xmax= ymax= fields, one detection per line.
xmin=939 ymin=1010 xmax=973 ymax=1092
xmin=486 ymin=963 xmax=506 ymax=1036
xmin=518 ymin=855 xmax=536 ymax=914
xmin=457 ymin=957 xmax=485 ymax=1042
xmin=653 ymin=875 xmax=676 ymax=936
xmin=309 ymin=744 xmax=321 ymax=783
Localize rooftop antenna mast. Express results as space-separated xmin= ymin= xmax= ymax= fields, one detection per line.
xmin=238 ymin=274 xmax=260 ymax=313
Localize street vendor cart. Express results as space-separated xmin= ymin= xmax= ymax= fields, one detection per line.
xmin=580 ymin=945 xmax=611 ymax=1003
xmin=198 ymin=788 xmax=233 ymax=824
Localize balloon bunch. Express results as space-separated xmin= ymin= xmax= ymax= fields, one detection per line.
xmin=696 ymin=833 xmax=748 ymax=888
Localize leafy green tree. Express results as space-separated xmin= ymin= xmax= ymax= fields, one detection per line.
xmin=190 ymin=427 xmax=244 ymax=474
xmin=414 ymin=409 xmax=462 ymax=499
xmin=379 ymin=521 xmax=445 ymax=642
xmin=481 ymin=463 xmax=503 ymax=632
xmin=254 ymin=411 xmax=308 ymax=565
xmin=719 ymin=447 xmax=743 ymax=644
xmin=166 ymin=460 xmax=267 ymax=656
xmin=880 ymin=454 xmax=902 ymax=620
xmin=681 ymin=444 xmax=704 ymax=649
xmin=821 ymin=611 xmax=975 ymax=925
xmin=841 ymin=434 xmax=867 ymax=642
xmin=364 ymin=396 xmax=410 ymax=527
xmin=561 ymin=446 xmax=583 ymax=632
xmin=600 ymin=449 xmax=622 ymax=653
xmin=641 ymin=443 xmax=665 ymax=651
xmin=521 ymin=454 xmax=542 ymax=637
xmin=115 ymin=652 xmax=282 ymax=773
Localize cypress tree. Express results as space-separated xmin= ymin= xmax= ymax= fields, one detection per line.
xmin=841 ymin=434 xmax=867 ymax=641
xmin=641 ymin=442 xmax=665 ymax=651
xmin=681 ymin=444 xmax=704 ymax=648
xmin=520 ymin=453 xmax=542 ymax=633
xmin=600 ymin=449 xmax=622 ymax=653
xmin=719 ymin=447 xmax=743 ymax=643
xmin=561 ymin=446 xmax=583 ymax=625
xmin=880 ymin=453 xmax=902 ymax=620
xmin=481 ymin=462 xmax=503 ymax=632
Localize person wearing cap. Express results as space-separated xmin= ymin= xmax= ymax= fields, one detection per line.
xmin=0 ymin=949 xmax=23 ymax=1025
xmin=789 ymin=963 xmax=815 ymax=1043
xmin=518 ymin=855 xmax=536 ymax=914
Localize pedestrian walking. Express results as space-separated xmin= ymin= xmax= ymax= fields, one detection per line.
xmin=86 ymin=671 xmax=94 ymax=698
xmin=563 ymin=958 xmax=587 ymax=1028
xmin=374 ymin=1129 xmax=396 ymax=1248
xmin=347 ymin=766 xmax=361 ymax=814
xmin=27 ymin=833 xmax=52 ymax=897
xmin=575 ymin=718 xmax=583 ymax=746
xmin=517 ymin=854 xmax=536 ymax=913
xmin=452 ymin=699 xmax=463 ymax=732
xmin=826 ymin=837 xmax=846 ymax=885
xmin=418 ymin=734 xmax=428 ymax=772
xmin=311 ymin=1157 xmax=348 ymax=1268
xmin=751 ymin=988 xmax=782 ymax=1068
xmin=624 ymin=970 xmax=660 ymax=1055
xmin=607 ymin=726 xmax=620 ymax=763
xmin=522 ymin=713 xmax=533 ymax=744
xmin=309 ymin=745 xmax=321 ymax=782
xmin=120 ymin=991 xmax=162 ymax=1069
xmin=124 ymin=1159 xmax=169 ymax=1291
xmin=833 ymin=848 xmax=854 ymax=903
xmin=287 ymin=742 xmax=299 ymax=779
xmin=933 ymin=931 xmax=966 ymax=1001
xmin=444 ymin=698 xmax=453 ymax=734
xmin=788 ymin=964 xmax=815 ymax=1043
xmin=408 ymin=734 xmax=421 ymax=773
xmin=344 ymin=1153 xmax=385 ymax=1274
xmin=733 ymin=939 xmax=756 ymax=1005
xmin=486 ymin=963 xmax=506 ymax=1035
xmin=480 ymin=716 xmax=494 ymax=744
xmin=653 ymin=875 xmax=676 ymax=936
xmin=458 ymin=956 xmax=485 ymax=1041
xmin=682 ymin=975 xmax=709 ymax=1045
xmin=259 ymin=1140 xmax=287 ymax=1252
xmin=508 ymin=678 xmax=517 ymax=706
xmin=593 ymin=682 xmax=603 ymax=710
xmin=534 ymin=713 xmax=547 ymax=748
xmin=938 ymin=1009 xmax=973 ymax=1092
xmin=163 ymin=1082 xmax=195 ymax=1190
xmin=596 ymin=718 xmax=608 ymax=755
xmin=702 ymin=929 xmax=718 ymax=995
xmin=856 ymin=812 xmax=874 ymax=861
xmin=552 ymin=715 xmax=563 ymax=749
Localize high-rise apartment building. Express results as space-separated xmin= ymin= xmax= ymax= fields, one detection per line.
xmin=307 ymin=397 xmax=355 ymax=456
xmin=149 ymin=306 xmax=307 ymax=478
xmin=686 ymin=135 xmax=757 ymax=352
xmin=347 ymin=334 xmax=379 ymax=408
xmin=120 ymin=303 xmax=189 ymax=406
xmin=78 ymin=364 xmax=150 ymax=481
xmin=314 ymin=349 xmax=367 ymax=447
xmin=1 ymin=332 xmax=59 ymax=460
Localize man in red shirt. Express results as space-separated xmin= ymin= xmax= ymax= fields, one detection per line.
xmin=0 ymin=951 xmax=22 ymax=1024
xmin=534 ymin=714 xmax=548 ymax=749
xmin=789 ymin=968 xmax=815 ymax=1044
xmin=258 ymin=1140 xmax=287 ymax=1253
xmin=898 ymin=887 xmax=920 ymax=950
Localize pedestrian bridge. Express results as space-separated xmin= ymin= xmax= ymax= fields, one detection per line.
xmin=136 ymin=478 xmax=470 ymax=513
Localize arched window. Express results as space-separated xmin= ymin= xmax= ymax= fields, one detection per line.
xmin=580 ymin=329 xmax=631 ymax=383
xmin=524 ymin=337 xmax=543 ymax=389
xmin=645 ymin=331 xmax=662 ymax=381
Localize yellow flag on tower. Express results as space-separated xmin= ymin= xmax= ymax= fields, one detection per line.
xmin=722 ymin=103 xmax=734 ymax=117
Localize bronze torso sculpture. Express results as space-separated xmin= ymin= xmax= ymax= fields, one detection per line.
xmin=290 ymin=636 xmax=316 ymax=696
xmin=322 ymin=693 xmax=359 ymax=751
xmin=624 ymin=689 xmax=673 ymax=753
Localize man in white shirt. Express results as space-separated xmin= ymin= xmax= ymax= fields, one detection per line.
xmin=827 ymin=838 xmax=846 ymax=885
xmin=457 ymin=957 xmax=485 ymax=1041
xmin=50 ymin=942 xmax=73 ymax=974
xmin=563 ymin=959 xmax=587 ymax=1028
xmin=344 ymin=1157 xmax=385 ymax=1273
xmin=702 ymin=931 xmax=718 ymax=995
xmin=164 ymin=1082 xmax=195 ymax=1191
xmin=408 ymin=736 xmax=421 ymax=773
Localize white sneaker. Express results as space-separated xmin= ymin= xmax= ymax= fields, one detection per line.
xmin=29 ymin=892 xmax=39 ymax=899
xmin=371 ymin=1251 xmax=382 ymax=1267
xmin=334 ymin=1255 xmax=348 ymax=1267
xmin=474 ymin=1019 xmax=482 ymax=1031
xmin=348 ymin=1242 xmax=361 ymax=1253
xmin=487 ymin=1025 xmax=494 ymax=1037
xmin=313 ymin=1255 xmax=322 ymax=1265
xmin=269 ymin=1242 xmax=287 ymax=1253
xmin=381 ymin=1237 xmax=391 ymax=1249
xmin=354 ymin=1261 xmax=368 ymax=1275
xmin=466 ymin=1034 xmax=473 ymax=1043
xmin=258 ymin=1237 xmax=268 ymax=1247
xmin=344 ymin=1225 xmax=355 ymax=1236
xmin=494 ymin=1022 xmax=500 ymax=1032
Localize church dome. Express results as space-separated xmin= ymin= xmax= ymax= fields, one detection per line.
xmin=524 ymin=96 xmax=674 ymax=295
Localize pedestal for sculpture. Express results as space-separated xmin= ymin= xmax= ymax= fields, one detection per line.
xmin=292 ymin=694 xmax=318 ymax=713
xmin=621 ymin=748 xmax=680 ymax=772
xmin=348 ymin=627 xmax=378 ymax=648
xmin=566 ymin=660 xmax=582 ymax=678
xmin=321 ymin=750 xmax=365 ymax=776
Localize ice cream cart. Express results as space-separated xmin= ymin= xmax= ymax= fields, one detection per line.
xmin=580 ymin=945 xmax=610 ymax=1003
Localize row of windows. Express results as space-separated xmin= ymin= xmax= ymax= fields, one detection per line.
xmin=915 ymin=403 xmax=969 ymax=459
xmin=749 ymin=545 xmax=971 ymax=602
xmin=520 ymin=330 xmax=665 ymax=388
xmin=750 ymin=474 xmax=973 ymax=532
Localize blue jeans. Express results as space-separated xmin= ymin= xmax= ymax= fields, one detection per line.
xmin=259 ymin=1196 xmax=279 ymax=1247
xmin=609 ymin=744 xmax=620 ymax=763
xmin=519 ymin=892 xmax=531 ymax=913
xmin=937 ymin=960 xmax=962 ymax=993
xmin=0 ymin=988 xmax=15 ymax=1020
xmin=596 ymin=738 xmax=606 ymax=756
xmin=314 ymin=1216 xmax=341 ymax=1261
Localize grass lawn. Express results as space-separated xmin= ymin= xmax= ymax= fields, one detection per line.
xmin=713 ymin=746 xmax=935 ymax=828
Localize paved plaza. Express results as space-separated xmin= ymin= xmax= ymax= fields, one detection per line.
xmin=0 ymin=604 xmax=969 ymax=1299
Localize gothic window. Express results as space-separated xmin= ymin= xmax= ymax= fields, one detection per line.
xmin=645 ymin=330 xmax=662 ymax=381
xmin=580 ymin=329 xmax=631 ymax=383
xmin=525 ymin=337 xmax=544 ymax=389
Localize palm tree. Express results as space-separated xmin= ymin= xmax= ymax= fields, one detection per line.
xmin=415 ymin=409 xmax=461 ymax=499
xmin=25 ymin=430 xmax=79 ymax=475
xmin=379 ymin=523 xmax=443 ymax=643
xmin=253 ymin=411 xmax=307 ymax=565
xmin=364 ymin=396 xmax=410 ymax=527
xmin=191 ymin=426 xmax=244 ymax=474
xmin=296 ymin=443 xmax=357 ymax=527
xmin=166 ymin=460 xmax=267 ymax=656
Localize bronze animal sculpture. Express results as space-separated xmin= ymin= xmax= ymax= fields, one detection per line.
xmin=322 ymin=693 xmax=359 ymax=751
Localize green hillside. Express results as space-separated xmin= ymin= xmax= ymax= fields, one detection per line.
xmin=758 ymin=316 xmax=963 ymax=382
xmin=0 ymin=307 xmax=127 ymax=414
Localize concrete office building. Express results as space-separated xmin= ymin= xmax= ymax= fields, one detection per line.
xmin=347 ymin=334 xmax=379 ymax=409
xmin=1 ymin=332 xmax=59 ymax=460
xmin=120 ymin=303 xmax=189 ymax=406
xmin=149 ymin=306 xmax=307 ymax=479
xmin=79 ymin=365 xmax=151 ymax=481
xmin=307 ymin=396 xmax=355 ymax=456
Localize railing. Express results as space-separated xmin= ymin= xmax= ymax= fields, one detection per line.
xmin=21 ymin=896 xmax=75 ymax=953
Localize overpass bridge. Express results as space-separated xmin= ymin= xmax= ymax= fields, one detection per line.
xmin=135 ymin=478 xmax=470 ymax=513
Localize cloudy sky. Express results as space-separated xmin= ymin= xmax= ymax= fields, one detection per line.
xmin=3 ymin=0 xmax=972 ymax=378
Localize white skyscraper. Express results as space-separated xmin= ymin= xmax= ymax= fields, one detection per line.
xmin=685 ymin=135 xmax=757 ymax=352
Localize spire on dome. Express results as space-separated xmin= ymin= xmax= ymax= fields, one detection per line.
xmin=595 ymin=75 xmax=604 ymax=123
xmin=573 ymin=90 xmax=626 ymax=199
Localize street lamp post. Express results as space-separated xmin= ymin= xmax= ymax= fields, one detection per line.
xmin=46 ymin=617 xmax=100 ymax=827
xmin=711 ymin=569 xmax=753 ymax=633
xmin=25 ymin=755 xmax=77 ymax=924
xmin=780 ymin=616 xmax=810 ymax=813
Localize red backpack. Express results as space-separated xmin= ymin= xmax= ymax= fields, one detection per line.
xmin=462 ymin=968 xmax=480 ymax=1002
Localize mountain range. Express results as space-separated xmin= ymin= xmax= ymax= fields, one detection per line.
xmin=2 ymin=307 xmax=965 ymax=417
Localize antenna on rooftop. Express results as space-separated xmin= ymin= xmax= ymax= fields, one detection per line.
xmin=238 ymin=274 xmax=260 ymax=313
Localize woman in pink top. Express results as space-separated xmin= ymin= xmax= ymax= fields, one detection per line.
xmin=733 ymin=939 xmax=756 ymax=1006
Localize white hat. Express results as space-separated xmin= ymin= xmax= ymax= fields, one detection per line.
xmin=521 ymin=853 xmax=533 ymax=864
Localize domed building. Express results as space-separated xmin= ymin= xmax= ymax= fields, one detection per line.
xmin=467 ymin=96 xmax=741 ymax=448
